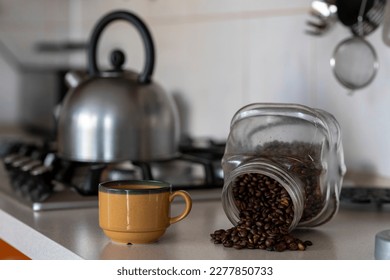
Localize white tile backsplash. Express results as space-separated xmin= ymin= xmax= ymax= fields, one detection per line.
xmin=1 ymin=0 xmax=390 ymax=178
xmin=244 ymin=14 xmax=313 ymax=104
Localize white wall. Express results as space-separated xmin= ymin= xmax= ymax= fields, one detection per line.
xmin=0 ymin=0 xmax=71 ymax=127
xmin=1 ymin=0 xmax=390 ymax=178
xmin=0 ymin=48 xmax=20 ymax=124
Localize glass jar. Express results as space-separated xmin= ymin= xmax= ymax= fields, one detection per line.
xmin=221 ymin=103 xmax=346 ymax=230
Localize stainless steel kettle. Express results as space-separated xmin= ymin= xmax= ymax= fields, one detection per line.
xmin=57 ymin=10 xmax=179 ymax=163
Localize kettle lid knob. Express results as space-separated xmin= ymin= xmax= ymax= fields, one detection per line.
xmin=110 ymin=49 xmax=126 ymax=71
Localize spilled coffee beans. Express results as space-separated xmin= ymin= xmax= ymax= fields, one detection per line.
xmin=211 ymin=172 xmax=313 ymax=251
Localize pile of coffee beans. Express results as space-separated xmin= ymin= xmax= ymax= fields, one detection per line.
xmin=211 ymin=172 xmax=312 ymax=251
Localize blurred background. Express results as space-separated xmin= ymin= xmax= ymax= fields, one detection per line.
xmin=0 ymin=0 xmax=389 ymax=181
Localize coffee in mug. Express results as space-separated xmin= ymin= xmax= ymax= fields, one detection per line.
xmin=98 ymin=180 xmax=192 ymax=244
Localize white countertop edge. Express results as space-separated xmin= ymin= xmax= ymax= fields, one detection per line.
xmin=0 ymin=210 xmax=83 ymax=260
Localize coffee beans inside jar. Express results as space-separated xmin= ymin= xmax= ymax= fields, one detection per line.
xmin=211 ymin=172 xmax=312 ymax=251
xmin=260 ymin=141 xmax=324 ymax=223
xmin=212 ymin=141 xmax=321 ymax=251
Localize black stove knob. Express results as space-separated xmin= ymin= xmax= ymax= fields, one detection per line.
xmin=28 ymin=166 xmax=54 ymax=202
xmin=3 ymin=154 xmax=22 ymax=170
xmin=18 ymin=160 xmax=43 ymax=197
xmin=7 ymin=156 xmax=32 ymax=190
xmin=11 ymin=156 xmax=33 ymax=169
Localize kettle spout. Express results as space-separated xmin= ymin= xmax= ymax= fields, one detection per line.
xmin=65 ymin=71 xmax=86 ymax=88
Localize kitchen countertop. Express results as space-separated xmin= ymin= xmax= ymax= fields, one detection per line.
xmin=1 ymin=183 xmax=390 ymax=260
xmin=1 ymin=128 xmax=390 ymax=260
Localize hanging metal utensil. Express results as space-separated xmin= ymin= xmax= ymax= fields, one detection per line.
xmin=336 ymin=0 xmax=385 ymax=36
xmin=305 ymin=0 xmax=338 ymax=36
xmin=331 ymin=0 xmax=379 ymax=93
xmin=382 ymin=1 xmax=390 ymax=46
xmin=330 ymin=37 xmax=378 ymax=91
xmin=351 ymin=0 xmax=385 ymax=36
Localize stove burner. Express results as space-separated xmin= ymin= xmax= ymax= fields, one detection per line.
xmin=0 ymin=138 xmax=225 ymax=210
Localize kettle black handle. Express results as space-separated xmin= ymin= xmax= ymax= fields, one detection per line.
xmin=88 ymin=10 xmax=155 ymax=83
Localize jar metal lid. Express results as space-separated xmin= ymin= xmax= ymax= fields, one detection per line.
xmin=375 ymin=229 xmax=390 ymax=260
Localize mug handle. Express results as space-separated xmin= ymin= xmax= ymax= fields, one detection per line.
xmin=169 ymin=190 xmax=192 ymax=224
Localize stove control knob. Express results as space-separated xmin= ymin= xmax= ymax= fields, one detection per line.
xmin=19 ymin=160 xmax=43 ymax=197
xmin=29 ymin=166 xmax=54 ymax=202
xmin=3 ymin=154 xmax=22 ymax=170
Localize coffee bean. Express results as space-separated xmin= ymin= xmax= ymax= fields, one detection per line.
xmin=238 ymin=228 xmax=248 ymax=238
xmin=265 ymin=238 xmax=275 ymax=248
xmin=304 ymin=240 xmax=313 ymax=246
xmin=297 ymin=242 xmax=306 ymax=251
xmin=288 ymin=242 xmax=298 ymax=250
xmin=232 ymin=236 xmax=239 ymax=243
xmin=284 ymin=235 xmax=295 ymax=244
xmin=275 ymin=242 xmax=287 ymax=252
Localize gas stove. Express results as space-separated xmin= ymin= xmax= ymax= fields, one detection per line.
xmin=0 ymin=136 xmax=224 ymax=211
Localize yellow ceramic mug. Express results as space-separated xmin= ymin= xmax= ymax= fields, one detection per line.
xmin=98 ymin=180 xmax=192 ymax=244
